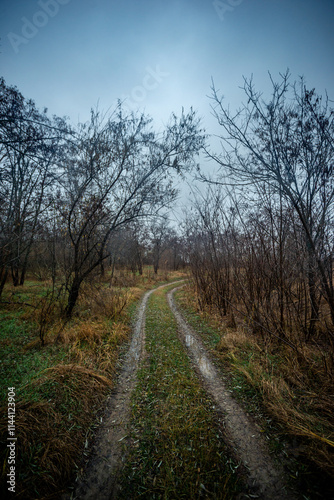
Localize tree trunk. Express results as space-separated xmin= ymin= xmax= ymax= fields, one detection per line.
xmin=0 ymin=267 xmax=8 ymax=298
xmin=138 ymin=256 xmax=143 ymax=275
xmin=307 ymin=261 xmax=320 ymax=340
xmin=65 ymin=278 xmax=82 ymax=318
xmin=19 ymin=266 xmax=27 ymax=286
xmin=100 ymin=259 xmax=105 ymax=278
xmin=19 ymin=238 xmax=35 ymax=286
xmin=109 ymin=255 xmax=116 ymax=288
xmin=11 ymin=263 xmax=19 ymax=287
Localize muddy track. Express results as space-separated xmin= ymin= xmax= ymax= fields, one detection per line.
xmin=70 ymin=281 xmax=184 ymax=500
xmin=69 ymin=281 xmax=297 ymax=500
xmin=167 ymin=285 xmax=297 ymax=500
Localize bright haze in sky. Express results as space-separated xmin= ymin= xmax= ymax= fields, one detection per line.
xmin=1 ymin=0 xmax=334 ymax=210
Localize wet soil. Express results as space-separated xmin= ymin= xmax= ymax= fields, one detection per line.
xmin=167 ymin=285 xmax=297 ymax=500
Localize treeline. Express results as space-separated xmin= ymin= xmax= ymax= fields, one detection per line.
xmin=186 ymin=71 xmax=334 ymax=359
xmin=2 ymin=70 xmax=334 ymax=356
xmin=0 ymin=77 xmax=203 ymax=316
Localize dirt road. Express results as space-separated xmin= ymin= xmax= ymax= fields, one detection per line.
xmin=71 ymin=281 xmax=184 ymax=500
xmin=168 ymin=286 xmax=295 ymax=500
xmin=71 ymin=281 xmax=295 ymax=500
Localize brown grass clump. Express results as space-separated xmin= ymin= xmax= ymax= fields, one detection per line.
xmin=127 ymin=286 xmax=144 ymax=302
xmin=219 ymin=333 xmax=334 ymax=477
xmin=52 ymin=318 xmax=130 ymax=377
xmin=78 ymin=283 xmax=130 ymax=320
xmin=66 ymin=321 xmax=130 ymax=376
xmin=37 ymin=363 xmax=113 ymax=387
xmin=1 ymin=400 xmax=79 ymax=498
xmin=0 ymin=363 xmax=111 ymax=499
xmin=58 ymin=320 xmax=106 ymax=345
xmin=216 ymin=328 xmax=262 ymax=356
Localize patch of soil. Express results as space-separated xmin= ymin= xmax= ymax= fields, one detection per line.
xmin=167 ymin=286 xmax=298 ymax=500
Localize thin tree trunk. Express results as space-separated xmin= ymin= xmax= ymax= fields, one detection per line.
xmin=11 ymin=262 xmax=19 ymax=287
xmin=0 ymin=267 xmax=8 ymax=298
xmin=19 ymin=237 xmax=34 ymax=285
xmin=65 ymin=277 xmax=82 ymax=318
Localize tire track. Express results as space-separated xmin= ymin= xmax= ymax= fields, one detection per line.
xmin=70 ymin=281 xmax=184 ymax=500
xmin=167 ymin=285 xmax=296 ymax=500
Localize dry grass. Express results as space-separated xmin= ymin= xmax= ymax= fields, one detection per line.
xmin=78 ymin=283 xmax=131 ymax=320
xmin=64 ymin=320 xmax=130 ymax=376
xmin=180 ymin=285 xmax=334 ymax=486
xmin=1 ymin=268 xmax=186 ymax=499
xmin=0 ymin=279 xmax=132 ymax=498
xmin=217 ymin=329 xmax=262 ymax=355
xmin=108 ymin=266 xmax=184 ymax=289
xmin=216 ymin=332 xmax=334 ymax=476
xmin=0 ymin=363 xmax=111 ymax=499
xmin=227 ymin=343 xmax=334 ymax=477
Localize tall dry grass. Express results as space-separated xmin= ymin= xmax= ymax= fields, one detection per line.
xmin=183 ymin=285 xmax=334 ymax=480
xmin=0 ymin=278 xmax=135 ymax=499
xmin=0 ymin=364 xmax=111 ymax=499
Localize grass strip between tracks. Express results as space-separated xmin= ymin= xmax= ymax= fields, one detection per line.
xmin=118 ymin=286 xmax=241 ymax=499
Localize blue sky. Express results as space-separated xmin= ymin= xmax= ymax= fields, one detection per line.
xmin=1 ymin=0 xmax=334 ymax=211
xmin=1 ymin=0 xmax=333 ymax=124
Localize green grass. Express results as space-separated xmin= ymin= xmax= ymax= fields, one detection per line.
xmin=118 ymin=287 xmax=241 ymax=499
xmin=0 ymin=310 xmax=68 ymax=401
xmin=0 ymin=273 xmax=190 ymax=498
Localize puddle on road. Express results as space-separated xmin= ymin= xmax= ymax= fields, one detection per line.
xmin=198 ymin=355 xmax=215 ymax=379
xmin=185 ymin=335 xmax=194 ymax=346
xmin=185 ymin=335 xmax=214 ymax=379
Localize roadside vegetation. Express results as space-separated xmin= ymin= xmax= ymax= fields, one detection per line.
xmin=181 ymin=72 xmax=334 ymax=498
xmin=117 ymin=286 xmax=241 ymax=499
xmin=0 ymin=268 xmax=184 ymax=499
xmin=175 ymin=285 xmax=334 ymax=500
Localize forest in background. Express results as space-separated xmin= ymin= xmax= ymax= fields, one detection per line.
xmin=0 ymin=75 xmax=204 ymax=318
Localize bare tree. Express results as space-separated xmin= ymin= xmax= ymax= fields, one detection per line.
xmin=162 ymin=228 xmax=186 ymax=271
xmin=116 ymin=223 xmax=146 ymax=276
xmin=0 ymin=78 xmax=70 ymax=293
xmin=58 ymin=106 xmax=204 ymax=317
xmin=204 ymin=71 xmax=334 ymax=333
xmin=147 ymin=217 xmax=171 ymax=274
xmin=185 ymin=184 xmax=312 ymax=350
